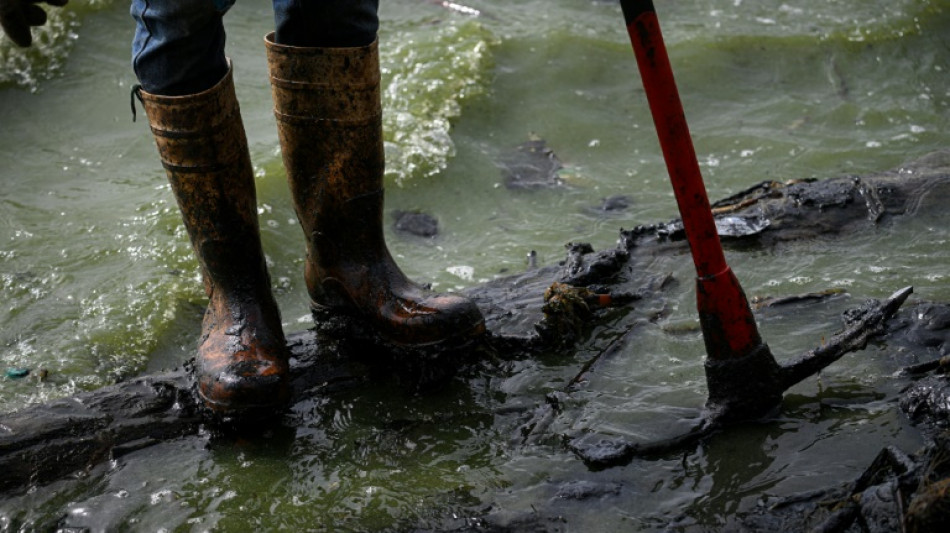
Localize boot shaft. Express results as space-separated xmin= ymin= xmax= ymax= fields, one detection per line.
xmin=138 ymin=66 xmax=251 ymax=183
xmin=138 ymin=66 xmax=268 ymax=294
xmin=265 ymin=33 xmax=381 ymax=121
xmin=265 ymin=33 xmax=385 ymax=207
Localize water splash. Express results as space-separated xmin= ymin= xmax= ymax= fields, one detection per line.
xmin=380 ymin=18 xmax=495 ymax=185
xmin=0 ymin=195 xmax=196 ymax=414
xmin=0 ymin=0 xmax=114 ymax=90
xmin=0 ymin=8 xmax=76 ymax=90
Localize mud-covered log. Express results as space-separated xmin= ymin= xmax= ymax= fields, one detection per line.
xmin=780 ymin=286 xmax=913 ymax=389
xmin=2 ymin=151 xmax=949 ymax=495
xmin=570 ymin=286 xmax=914 ymax=469
xmin=701 ymin=285 xmax=911 ymax=423
xmin=0 ymin=371 xmax=198 ymax=494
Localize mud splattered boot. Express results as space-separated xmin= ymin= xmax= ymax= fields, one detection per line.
xmin=264 ymin=34 xmax=485 ymax=348
xmin=137 ymin=65 xmax=289 ymax=418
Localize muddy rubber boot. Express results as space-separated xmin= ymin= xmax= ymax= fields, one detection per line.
xmin=264 ymin=34 xmax=485 ymax=347
xmin=137 ymin=65 xmax=289 ymax=418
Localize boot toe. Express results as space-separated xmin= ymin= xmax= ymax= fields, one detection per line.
xmin=197 ymin=358 xmax=289 ymax=418
xmin=383 ymin=293 xmax=486 ymax=346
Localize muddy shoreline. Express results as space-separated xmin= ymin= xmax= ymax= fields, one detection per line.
xmin=3 ymin=151 xmax=950 ymax=529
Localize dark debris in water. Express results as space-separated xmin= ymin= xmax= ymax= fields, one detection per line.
xmin=557 ymin=241 xmax=629 ymax=287
xmin=651 ymin=212 xmax=771 ymax=241
xmin=393 ymin=209 xmax=439 ymax=238
xmin=590 ymin=194 xmax=633 ymax=214
xmin=738 ymin=434 xmax=950 ymax=533
xmin=889 ymin=302 xmax=950 ymax=357
xmin=901 ymin=375 xmax=950 ymax=429
xmin=498 ymin=138 xmax=565 ymax=190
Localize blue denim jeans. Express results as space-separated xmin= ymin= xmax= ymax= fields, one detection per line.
xmin=131 ymin=0 xmax=380 ymax=96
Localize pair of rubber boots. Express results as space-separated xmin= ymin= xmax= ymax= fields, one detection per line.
xmin=137 ymin=34 xmax=485 ymax=418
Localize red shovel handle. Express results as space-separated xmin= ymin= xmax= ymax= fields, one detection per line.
xmin=621 ymin=0 xmax=726 ymax=278
xmin=620 ymin=0 xmax=763 ymax=360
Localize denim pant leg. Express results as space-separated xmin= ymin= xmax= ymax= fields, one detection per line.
xmin=272 ymin=0 xmax=379 ymax=47
xmin=131 ymin=0 xmax=236 ymax=96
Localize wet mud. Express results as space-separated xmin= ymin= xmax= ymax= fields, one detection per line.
xmin=3 ymin=150 xmax=950 ymax=529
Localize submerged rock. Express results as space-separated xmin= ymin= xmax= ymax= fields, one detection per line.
xmin=498 ymin=138 xmax=565 ymax=190
xmin=393 ymin=209 xmax=440 ymax=237
xmin=900 ymin=376 xmax=950 ymax=427
xmin=591 ymin=195 xmax=633 ymax=213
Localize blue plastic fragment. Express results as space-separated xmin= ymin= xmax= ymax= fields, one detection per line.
xmin=5 ymin=368 xmax=30 ymax=379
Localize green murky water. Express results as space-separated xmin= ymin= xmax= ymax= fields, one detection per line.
xmin=1 ymin=0 xmax=948 ymax=530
